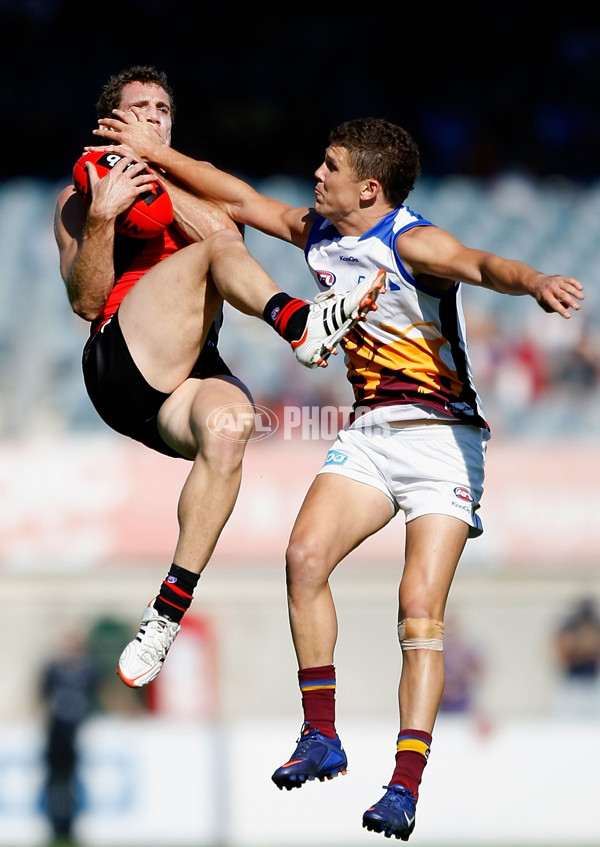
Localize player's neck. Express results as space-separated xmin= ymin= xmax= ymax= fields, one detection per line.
xmin=331 ymin=202 xmax=395 ymax=237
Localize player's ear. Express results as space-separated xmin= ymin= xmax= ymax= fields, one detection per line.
xmin=360 ymin=178 xmax=381 ymax=201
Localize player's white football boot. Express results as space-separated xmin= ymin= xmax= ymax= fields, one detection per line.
xmin=292 ymin=269 xmax=387 ymax=368
xmin=117 ymin=601 xmax=180 ymax=688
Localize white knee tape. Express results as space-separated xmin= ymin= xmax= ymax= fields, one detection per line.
xmin=398 ymin=617 xmax=444 ymax=651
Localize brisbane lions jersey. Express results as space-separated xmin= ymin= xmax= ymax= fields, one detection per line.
xmin=304 ymin=206 xmax=488 ymax=430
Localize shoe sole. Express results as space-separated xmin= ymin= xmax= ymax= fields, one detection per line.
xmin=362 ymin=817 xmax=415 ymax=841
xmin=293 ymin=269 xmax=387 ymax=368
xmin=116 ymin=662 xmax=162 ymax=688
xmin=272 ymin=765 xmax=348 ymax=790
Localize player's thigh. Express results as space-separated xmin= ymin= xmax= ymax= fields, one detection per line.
xmin=389 ymin=423 xmax=487 ymax=539
xmin=119 ymin=243 xmax=222 ymax=390
xmin=158 ymin=374 xmax=254 ymax=460
xmin=400 ymin=513 xmax=470 ymax=619
xmin=120 ymin=240 xmax=216 ymax=325
xmin=288 ymin=472 xmax=394 ymax=574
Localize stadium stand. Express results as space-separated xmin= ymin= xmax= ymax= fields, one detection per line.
xmin=1 ymin=173 xmax=599 ymax=440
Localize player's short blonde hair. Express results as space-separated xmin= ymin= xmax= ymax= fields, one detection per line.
xmin=329 ymin=118 xmax=420 ymax=207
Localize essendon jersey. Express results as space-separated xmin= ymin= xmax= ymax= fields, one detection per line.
xmin=91 ymin=225 xmax=188 ymax=333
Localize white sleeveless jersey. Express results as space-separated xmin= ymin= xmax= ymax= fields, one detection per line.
xmin=304 ymin=206 xmax=488 ymax=430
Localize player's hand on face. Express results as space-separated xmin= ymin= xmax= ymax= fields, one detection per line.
xmin=535 ymin=275 xmax=584 ymax=318
xmin=93 ymin=107 xmax=163 ymax=160
xmin=85 ymin=155 xmax=157 ymax=221
xmin=84 ymin=142 xmax=138 ymax=159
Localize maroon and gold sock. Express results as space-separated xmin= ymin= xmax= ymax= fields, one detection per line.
xmin=263 ymin=293 xmax=310 ymax=342
xmin=299 ymin=664 xmax=337 ymax=738
xmin=153 ymin=564 xmax=199 ymax=623
xmin=389 ymin=729 xmax=432 ymax=798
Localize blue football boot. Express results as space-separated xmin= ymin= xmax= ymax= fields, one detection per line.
xmin=271 ymin=723 xmax=348 ymax=790
xmin=362 ymin=784 xmax=417 ymax=841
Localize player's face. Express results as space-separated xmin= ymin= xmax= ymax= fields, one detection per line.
xmin=118 ymin=82 xmax=173 ymax=146
xmin=314 ymin=146 xmax=364 ymax=220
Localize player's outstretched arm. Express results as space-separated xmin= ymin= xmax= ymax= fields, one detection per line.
xmin=162 ymin=176 xmax=241 ymax=243
xmin=397 ymin=225 xmax=584 ymax=319
xmin=498 ymin=267 xmax=584 ymax=318
xmin=91 ymin=110 xmax=312 ymax=248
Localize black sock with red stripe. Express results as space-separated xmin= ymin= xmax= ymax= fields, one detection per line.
xmin=153 ymin=564 xmax=199 ymax=623
xmin=263 ymin=294 xmax=310 ymax=342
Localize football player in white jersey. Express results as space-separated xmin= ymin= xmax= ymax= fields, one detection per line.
xmin=92 ymin=114 xmax=583 ymax=840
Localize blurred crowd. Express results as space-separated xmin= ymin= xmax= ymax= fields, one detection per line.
xmin=2 ymin=170 xmax=600 ymax=442
xmin=552 ymin=596 xmax=600 ymax=719
xmin=462 ymin=304 xmax=600 ymax=437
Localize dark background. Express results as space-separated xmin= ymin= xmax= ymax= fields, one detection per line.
xmin=2 ymin=0 xmax=599 ymax=183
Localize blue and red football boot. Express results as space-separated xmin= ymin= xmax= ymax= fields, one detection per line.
xmin=362 ymin=784 xmax=417 ymax=841
xmin=271 ymin=723 xmax=348 ymax=790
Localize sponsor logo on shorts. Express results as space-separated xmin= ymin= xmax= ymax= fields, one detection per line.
xmin=453 ymin=486 xmax=474 ymax=502
xmin=324 ymin=450 xmax=349 ymax=466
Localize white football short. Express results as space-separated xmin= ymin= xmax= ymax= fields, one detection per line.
xmin=317 ymin=421 xmax=490 ymax=538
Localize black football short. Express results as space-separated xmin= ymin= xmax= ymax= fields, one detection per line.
xmin=82 ymin=311 xmax=232 ymax=459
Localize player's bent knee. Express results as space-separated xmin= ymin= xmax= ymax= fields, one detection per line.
xmin=193 ymin=392 xmax=255 ymax=453
xmin=207 ymin=412 xmax=254 ymax=446
xmin=285 ymin=537 xmax=328 ymax=587
xmin=398 ymin=617 xmax=444 ymax=651
xmin=201 ymin=425 xmax=252 ymax=472
xmin=204 ymin=227 xmax=244 ymax=258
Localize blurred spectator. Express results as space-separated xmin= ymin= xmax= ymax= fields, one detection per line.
xmin=553 ymin=596 xmax=600 ymax=719
xmin=493 ymin=335 xmax=547 ymax=412
xmin=40 ymin=628 xmax=98 ymax=846
xmin=552 ymin=321 xmax=600 ymax=392
xmin=87 ymin=616 xmax=147 ymax=716
xmin=439 ymin=615 xmax=486 ymax=715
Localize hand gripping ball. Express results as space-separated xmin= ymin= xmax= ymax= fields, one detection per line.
xmin=72 ymin=150 xmax=173 ymax=238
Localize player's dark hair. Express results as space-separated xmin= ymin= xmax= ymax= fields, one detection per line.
xmin=329 ymin=118 xmax=420 ymax=207
xmin=96 ymin=65 xmax=176 ymax=123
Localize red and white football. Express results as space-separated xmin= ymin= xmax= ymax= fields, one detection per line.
xmin=72 ymin=150 xmax=173 ymax=239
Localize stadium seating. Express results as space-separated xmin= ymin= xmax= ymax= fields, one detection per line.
xmin=1 ymin=172 xmax=599 ymax=439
